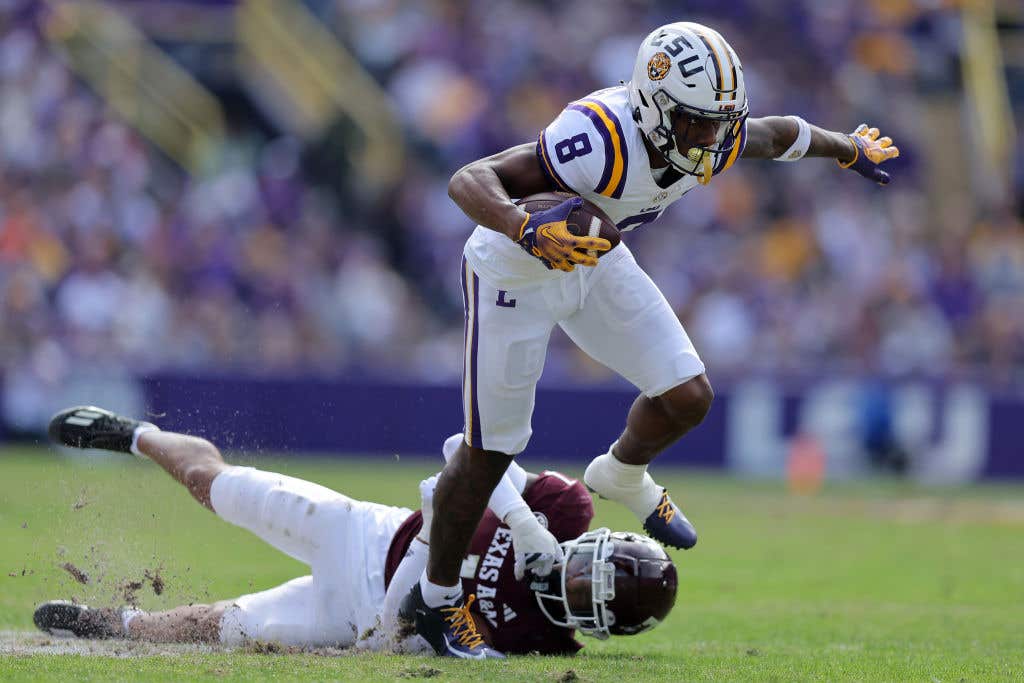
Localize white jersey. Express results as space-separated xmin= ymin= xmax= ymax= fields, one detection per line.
xmin=464 ymin=85 xmax=746 ymax=289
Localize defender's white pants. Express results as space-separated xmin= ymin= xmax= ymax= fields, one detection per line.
xmin=209 ymin=466 xmax=411 ymax=647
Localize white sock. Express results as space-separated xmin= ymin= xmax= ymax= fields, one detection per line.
xmin=129 ymin=423 xmax=160 ymax=458
xmin=584 ymin=447 xmax=665 ymax=519
xmin=419 ymin=574 xmax=461 ymax=608
xmin=121 ymin=608 xmax=143 ymax=635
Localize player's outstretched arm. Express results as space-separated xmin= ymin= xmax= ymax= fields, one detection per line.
xmin=743 ymin=116 xmax=853 ymax=160
xmin=744 ymin=116 xmax=900 ymax=184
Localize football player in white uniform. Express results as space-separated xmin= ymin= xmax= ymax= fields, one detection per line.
xmin=406 ymin=21 xmax=901 ymax=658
xmin=39 ymin=407 xmax=678 ymax=657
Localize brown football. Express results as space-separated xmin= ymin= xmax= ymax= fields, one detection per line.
xmin=515 ymin=191 xmax=621 ymax=258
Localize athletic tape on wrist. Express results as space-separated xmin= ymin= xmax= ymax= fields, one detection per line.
xmin=505 ymin=461 xmax=528 ymax=493
xmin=491 ymin=474 xmax=530 ymax=522
xmin=774 ymin=116 xmax=811 ymax=162
xmin=503 ymin=504 xmax=537 ymax=529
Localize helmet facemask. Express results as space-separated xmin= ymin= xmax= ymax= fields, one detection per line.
xmin=647 ymin=88 xmax=747 ymax=185
xmin=534 ymin=528 xmax=617 ymax=639
xmin=534 ymin=528 xmax=679 ymax=639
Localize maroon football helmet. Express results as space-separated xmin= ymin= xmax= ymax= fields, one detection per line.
xmin=534 ymin=528 xmax=678 ymax=639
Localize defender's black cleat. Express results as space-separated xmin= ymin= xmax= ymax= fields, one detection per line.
xmin=48 ymin=406 xmax=143 ymax=454
xmin=34 ymin=601 xmax=123 ymax=639
xmin=398 ymin=584 xmax=505 ymax=659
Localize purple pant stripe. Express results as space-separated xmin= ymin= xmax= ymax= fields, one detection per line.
xmin=460 ymin=257 xmax=474 ymax=448
xmin=469 ymin=269 xmax=482 ymax=448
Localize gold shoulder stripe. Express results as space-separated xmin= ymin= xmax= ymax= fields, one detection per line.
xmin=577 ymin=101 xmax=626 ymax=198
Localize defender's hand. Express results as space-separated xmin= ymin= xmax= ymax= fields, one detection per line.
xmin=506 ymin=507 xmax=564 ymax=591
xmin=516 ymin=197 xmax=610 ymax=272
xmin=838 ymin=123 xmax=900 ymax=185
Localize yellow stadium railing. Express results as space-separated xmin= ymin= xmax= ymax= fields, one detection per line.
xmin=962 ymin=0 xmax=1017 ymax=206
xmin=42 ymin=0 xmax=226 ymax=175
xmin=236 ymin=0 xmax=404 ymax=193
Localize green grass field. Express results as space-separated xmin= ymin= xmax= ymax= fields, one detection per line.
xmin=1 ymin=447 xmax=1022 ymax=682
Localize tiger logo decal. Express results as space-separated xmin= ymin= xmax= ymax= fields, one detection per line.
xmin=647 ymin=52 xmax=671 ymax=81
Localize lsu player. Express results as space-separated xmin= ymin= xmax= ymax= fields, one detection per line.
xmin=37 ymin=407 xmax=678 ymax=656
xmin=407 ymin=21 xmax=901 ymax=657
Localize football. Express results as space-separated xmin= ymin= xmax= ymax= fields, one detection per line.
xmin=515 ymin=192 xmax=621 ymax=258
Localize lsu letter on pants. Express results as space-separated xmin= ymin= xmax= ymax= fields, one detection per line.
xmin=210 ymin=466 xmax=412 ymax=647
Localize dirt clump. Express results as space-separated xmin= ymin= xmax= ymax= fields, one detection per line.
xmin=61 ymin=562 xmax=89 ymax=584
xmin=144 ymin=568 xmax=165 ymax=595
xmin=120 ymin=580 xmax=145 ymax=604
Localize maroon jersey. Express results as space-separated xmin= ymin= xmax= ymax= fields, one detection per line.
xmin=384 ymin=471 xmax=594 ymax=655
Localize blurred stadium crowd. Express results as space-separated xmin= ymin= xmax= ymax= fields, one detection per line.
xmin=0 ymin=0 xmax=1022 ymax=394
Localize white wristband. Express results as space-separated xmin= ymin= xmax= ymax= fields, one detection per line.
xmin=774 ymin=116 xmax=811 ymax=161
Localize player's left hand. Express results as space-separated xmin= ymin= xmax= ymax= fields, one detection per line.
xmin=516 ymin=197 xmax=610 ymax=272
xmin=838 ymin=123 xmax=900 ymax=185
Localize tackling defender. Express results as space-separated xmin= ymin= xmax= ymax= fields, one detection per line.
xmin=36 ymin=406 xmax=677 ymax=656
xmin=411 ymin=20 xmax=901 ymax=657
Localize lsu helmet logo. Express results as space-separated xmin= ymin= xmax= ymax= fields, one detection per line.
xmin=647 ymin=52 xmax=671 ymax=81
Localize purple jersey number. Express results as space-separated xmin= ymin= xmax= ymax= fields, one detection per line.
xmin=554 ymin=133 xmax=592 ymax=163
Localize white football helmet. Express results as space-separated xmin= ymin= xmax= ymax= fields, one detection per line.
xmin=628 ymin=22 xmax=748 ymax=183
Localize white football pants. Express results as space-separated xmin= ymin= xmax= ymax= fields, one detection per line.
xmin=209 ymin=466 xmax=411 ymax=647
xmin=461 ymin=244 xmax=705 ymax=454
